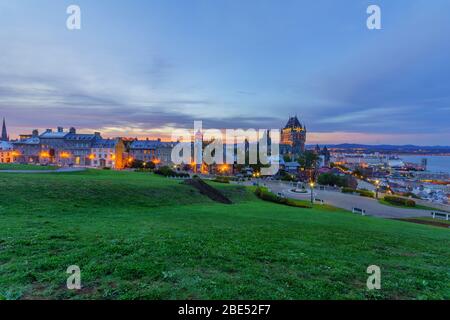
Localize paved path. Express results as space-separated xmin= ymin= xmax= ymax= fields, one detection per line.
xmin=0 ymin=168 xmax=86 ymax=174
xmin=263 ymin=181 xmax=431 ymax=219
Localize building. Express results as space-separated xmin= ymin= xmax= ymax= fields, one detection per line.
xmin=90 ymin=138 xmax=125 ymax=169
xmin=314 ymin=145 xmax=331 ymax=167
xmin=38 ymin=127 xmax=102 ymax=166
xmin=12 ymin=127 xmax=127 ymax=169
xmin=284 ymin=161 xmax=301 ymax=174
xmin=280 ymin=116 xmax=306 ymax=157
xmin=11 ymin=130 xmax=41 ymax=164
xmin=1 ymin=118 xmax=9 ymax=141
xmin=0 ymin=141 xmax=14 ymax=163
xmin=129 ymin=139 xmax=175 ymax=166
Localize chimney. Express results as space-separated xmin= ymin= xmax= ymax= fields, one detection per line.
xmin=69 ymin=127 xmax=76 ymax=134
xmin=32 ymin=129 xmax=39 ymax=137
xmin=45 ymin=129 xmax=52 ymax=133
xmin=57 ymin=127 xmax=63 ymax=133
xmin=94 ymin=132 xmax=101 ymax=138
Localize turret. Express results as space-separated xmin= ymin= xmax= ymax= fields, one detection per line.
xmin=1 ymin=117 xmax=9 ymax=141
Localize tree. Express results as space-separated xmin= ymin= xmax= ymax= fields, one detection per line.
xmin=283 ymin=154 xmax=292 ymax=162
xmin=297 ymin=151 xmax=320 ymax=169
xmin=318 ymin=173 xmax=347 ymax=187
xmin=297 ymin=151 xmax=320 ymax=182
xmin=129 ymin=159 xmax=145 ymax=169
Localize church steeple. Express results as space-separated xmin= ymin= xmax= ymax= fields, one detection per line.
xmin=1 ymin=118 xmax=8 ymax=141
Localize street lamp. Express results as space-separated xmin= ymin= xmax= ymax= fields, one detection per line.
xmin=309 ymin=181 xmax=315 ymax=204
xmin=375 ymin=180 xmax=380 ymax=199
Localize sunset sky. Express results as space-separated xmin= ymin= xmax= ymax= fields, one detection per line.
xmin=1 ymin=0 xmax=450 ymax=145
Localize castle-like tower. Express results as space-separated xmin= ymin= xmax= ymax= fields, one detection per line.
xmin=280 ymin=116 xmax=306 ymax=154
xmin=1 ymin=118 xmax=9 ymax=141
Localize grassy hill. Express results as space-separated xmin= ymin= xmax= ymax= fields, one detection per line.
xmin=0 ymin=170 xmax=448 ymax=300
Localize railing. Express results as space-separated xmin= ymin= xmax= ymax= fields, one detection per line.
xmin=314 ymin=198 xmax=324 ymax=205
xmin=352 ymin=207 xmax=366 ymax=216
xmin=431 ymin=212 xmax=450 ymax=221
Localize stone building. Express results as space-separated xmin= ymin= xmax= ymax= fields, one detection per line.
xmin=11 ymin=130 xmax=40 ymax=164
xmin=280 ymin=116 xmax=307 ymax=158
xmin=0 ymin=141 xmax=14 ymax=163
xmin=314 ymin=145 xmax=331 ymax=167
xmin=38 ymin=127 xmax=102 ymax=166
xmin=129 ymin=139 xmax=175 ymax=166
xmin=90 ymin=138 xmax=125 ymax=169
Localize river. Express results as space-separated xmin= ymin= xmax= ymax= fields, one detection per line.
xmin=401 ymin=155 xmax=450 ymax=174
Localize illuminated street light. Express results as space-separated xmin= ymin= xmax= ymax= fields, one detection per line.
xmin=375 ymin=179 xmax=380 ymax=199
xmin=310 ymin=181 xmax=315 ymax=204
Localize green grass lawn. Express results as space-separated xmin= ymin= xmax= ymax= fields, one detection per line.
xmin=0 ymin=170 xmax=449 ymax=300
xmin=0 ymin=163 xmax=57 ymax=171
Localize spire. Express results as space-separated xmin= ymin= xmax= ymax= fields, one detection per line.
xmin=1 ymin=118 xmax=8 ymax=141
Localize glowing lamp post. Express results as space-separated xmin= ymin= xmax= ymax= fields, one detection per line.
xmin=375 ymin=180 xmax=380 ymax=199
xmin=310 ymin=181 xmax=315 ymax=204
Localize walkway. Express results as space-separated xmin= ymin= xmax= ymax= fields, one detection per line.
xmin=265 ymin=181 xmax=431 ymax=219
xmin=0 ymin=168 xmax=86 ymax=174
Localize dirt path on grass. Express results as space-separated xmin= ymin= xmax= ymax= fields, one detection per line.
xmin=396 ymin=218 xmax=450 ymax=229
xmin=185 ymin=178 xmax=232 ymax=204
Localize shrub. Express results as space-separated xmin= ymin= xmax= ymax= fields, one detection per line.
xmin=279 ymin=170 xmax=296 ymax=182
xmin=155 ymin=166 xmax=189 ymax=178
xmin=254 ymin=187 xmax=311 ymax=208
xmin=342 ymin=187 xmax=374 ymax=198
xmin=342 ymin=187 xmax=356 ymax=194
xmin=213 ymin=176 xmax=231 ymax=184
xmin=134 ymin=168 xmax=153 ymax=173
xmin=358 ymin=189 xmax=375 ymax=198
xmin=384 ymin=196 xmax=416 ymax=207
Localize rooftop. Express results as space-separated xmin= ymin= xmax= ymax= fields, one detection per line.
xmin=93 ymin=139 xmax=120 ymax=148
xmin=284 ymin=116 xmax=303 ymax=129
xmin=130 ymin=140 xmax=174 ymax=149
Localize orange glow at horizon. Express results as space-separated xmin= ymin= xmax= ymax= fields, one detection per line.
xmin=7 ymin=125 xmax=441 ymax=146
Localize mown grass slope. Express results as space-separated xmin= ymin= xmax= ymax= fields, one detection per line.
xmin=0 ymin=170 xmax=448 ymax=300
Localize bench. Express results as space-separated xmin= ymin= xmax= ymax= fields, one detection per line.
xmin=352 ymin=207 xmax=366 ymax=216
xmin=314 ymin=198 xmax=324 ymax=205
xmin=431 ymin=211 xmax=450 ymax=221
